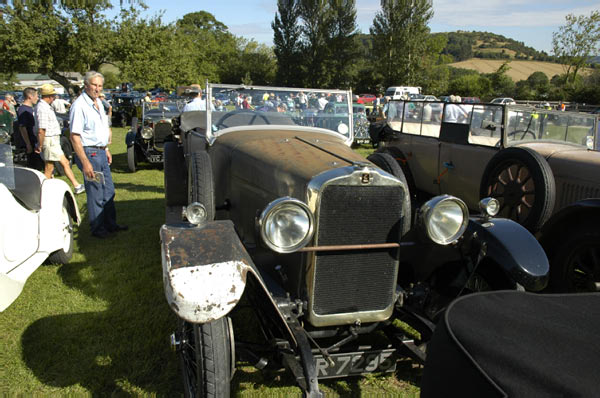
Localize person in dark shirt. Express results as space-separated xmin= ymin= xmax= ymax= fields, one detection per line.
xmin=17 ymin=87 xmax=44 ymax=171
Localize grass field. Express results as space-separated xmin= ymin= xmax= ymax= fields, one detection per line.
xmin=0 ymin=129 xmax=420 ymax=396
xmin=449 ymin=59 xmax=575 ymax=82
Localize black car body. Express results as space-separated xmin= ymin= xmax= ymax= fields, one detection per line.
xmin=160 ymin=84 xmax=549 ymax=398
xmin=112 ymin=93 xmax=141 ymax=127
xmin=125 ymin=100 xmax=185 ymax=172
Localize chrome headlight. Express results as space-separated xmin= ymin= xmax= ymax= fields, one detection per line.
xmin=259 ymin=197 xmax=315 ymax=253
xmin=183 ymin=202 xmax=207 ymax=225
xmin=419 ymin=195 xmax=469 ymax=245
xmin=479 ymin=197 xmax=500 ymax=217
xmin=141 ymin=127 xmax=153 ymax=139
xmin=0 ymin=130 xmax=9 ymax=144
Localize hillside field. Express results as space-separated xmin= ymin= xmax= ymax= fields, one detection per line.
xmin=449 ymin=59 xmax=572 ymax=81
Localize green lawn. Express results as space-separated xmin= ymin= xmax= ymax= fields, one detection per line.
xmin=0 ymin=128 xmax=418 ymax=396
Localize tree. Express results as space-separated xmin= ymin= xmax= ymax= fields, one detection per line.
xmin=486 ymin=61 xmax=515 ymax=98
xmin=370 ymin=0 xmax=434 ymax=88
xmin=0 ymin=0 xmax=116 ymax=92
xmin=272 ymin=0 xmax=302 ymax=86
xmin=552 ymin=11 xmax=600 ymax=84
xmin=298 ymin=0 xmax=332 ymax=87
xmin=326 ymin=0 xmax=359 ymax=89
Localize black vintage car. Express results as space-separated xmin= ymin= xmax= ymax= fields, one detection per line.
xmin=111 ymin=92 xmax=141 ymax=127
xmin=160 ymin=84 xmax=549 ymax=398
xmin=125 ymin=100 xmax=185 ymax=172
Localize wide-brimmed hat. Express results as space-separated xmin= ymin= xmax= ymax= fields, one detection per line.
xmin=40 ymin=84 xmax=57 ymax=96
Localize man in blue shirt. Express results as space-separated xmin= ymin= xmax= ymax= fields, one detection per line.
xmin=17 ymin=87 xmax=44 ymax=171
xmin=70 ymin=71 xmax=127 ymax=239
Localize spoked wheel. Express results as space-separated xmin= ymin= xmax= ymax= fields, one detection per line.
xmin=179 ymin=318 xmax=233 ymax=398
xmin=550 ymin=226 xmax=600 ymax=293
xmin=480 ymin=147 xmax=555 ymax=232
xmin=48 ymin=197 xmax=74 ymax=264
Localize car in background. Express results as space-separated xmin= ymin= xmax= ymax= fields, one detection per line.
xmin=0 ymin=143 xmax=80 ymax=312
xmin=112 ymin=92 xmax=142 ymax=127
xmin=491 ymin=97 xmax=516 ymax=105
xmin=125 ymin=100 xmax=186 ymax=172
xmin=423 ymin=95 xmax=439 ymax=101
xmin=462 ymin=97 xmax=481 ymax=103
xmin=160 ymin=83 xmax=548 ymax=397
xmin=374 ymin=99 xmax=600 ymax=293
xmin=357 ymin=94 xmax=377 ymax=104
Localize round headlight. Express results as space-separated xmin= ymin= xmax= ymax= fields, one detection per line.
xmin=259 ymin=197 xmax=314 ymax=253
xmin=479 ymin=197 xmax=500 ymax=217
xmin=0 ymin=131 xmax=10 ymax=144
xmin=185 ymin=202 xmax=207 ymax=225
xmin=419 ymin=195 xmax=468 ymax=245
xmin=141 ymin=127 xmax=153 ymax=139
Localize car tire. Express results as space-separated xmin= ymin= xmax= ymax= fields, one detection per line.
xmin=127 ymin=145 xmax=137 ymax=173
xmin=48 ymin=197 xmax=74 ymax=264
xmin=367 ymin=152 xmax=412 ymax=235
xmin=164 ymin=142 xmax=187 ymax=207
xmin=179 ymin=318 xmax=232 ymax=398
xmin=479 ymin=147 xmax=555 ymax=232
xmin=549 ymin=224 xmax=600 ymax=293
xmin=188 ymin=151 xmax=215 ymax=221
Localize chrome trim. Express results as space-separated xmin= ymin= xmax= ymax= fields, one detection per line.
xmin=305 ymin=165 xmax=405 ymax=327
xmin=258 ymin=196 xmax=315 ymax=254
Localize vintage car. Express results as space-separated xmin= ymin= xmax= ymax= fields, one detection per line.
xmin=0 ymin=143 xmax=80 ymax=311
xmin=160 ymin=84 xmax=549 ymax=397
xmin=125 ymin=100 xmax=186 ymax=172
xmin=111 ymin=92 xmax=141 ymax=127
xmin=371 ymin=99 xmax=600 ymax=292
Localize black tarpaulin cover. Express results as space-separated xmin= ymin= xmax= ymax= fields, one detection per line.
xmin=421 ymin=291 xmax=600 ymax=397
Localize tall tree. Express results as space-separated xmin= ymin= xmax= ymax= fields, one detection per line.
xmin=272 ymin=0 xmax=302 ymax=87
xmin=327 ymin=0 xmax=359 ymax=89
xmin=298 ymin=0 xmax=332 ymax=87
xmin=370 ymin=0 xmax=433 ymax=88
xmin=552 ymin=11 xmax=600 ymax=84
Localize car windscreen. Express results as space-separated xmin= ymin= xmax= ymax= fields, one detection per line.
xmin=206 ymin=85 xmax=353 ymax=140
xmin=143 ymin=101 xmax=186 ymax=119
xmin=0 ymin=143 xmax=15 ymax=189
xmin=506 ymin=109 xmax=597 ymax=149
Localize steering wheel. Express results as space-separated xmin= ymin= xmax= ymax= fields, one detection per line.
xmin=507 ymin=129 xmax=536 ymax=141
xmin=214 ymin=109 xmax=271 ymax=129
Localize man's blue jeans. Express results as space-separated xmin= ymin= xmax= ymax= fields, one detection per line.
xmin=76 ymin=147 xmax=118 ymax=235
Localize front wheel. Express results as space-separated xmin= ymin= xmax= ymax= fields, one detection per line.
xmin=179 ymin=318 xmax=233 ymax=398
xmin=48 ymin=197 xmax=74 ymax=264
xmin=549 ymin=225 xmax=600 ymax=293
xmin=127 ymin=145 xmax=137 ymax=173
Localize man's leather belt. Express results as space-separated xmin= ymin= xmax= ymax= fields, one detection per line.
xmin=84 ymin=145 xmax=106 ymax=149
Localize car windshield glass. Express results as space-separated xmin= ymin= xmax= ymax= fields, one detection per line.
xmin=143 ymin=100 xmax=186 ymax=118
xmin=207 ymin=84 xmax=352 ymax=140
xmin=506 ymin=109 xmax=597 ymax=149
xmin=0 ymin=143 xmax=15 ymax=189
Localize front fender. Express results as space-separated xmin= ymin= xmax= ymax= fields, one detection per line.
xmin=160 ymin=220 xmax=295 ymax=344
xmin=468 ymin=218 xmax=549 ymax=291
xmin=125 ymin=131 xmax=136 ymax=147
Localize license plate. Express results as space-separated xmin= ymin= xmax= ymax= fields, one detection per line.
xmin=313 ymin=348 xmax=396 ymax=379
xmin=148 ymin=154 xmax=162 ymax=163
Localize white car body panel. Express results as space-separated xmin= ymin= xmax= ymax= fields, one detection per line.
xmin=0 ymin=166 xmax=80 ymax=311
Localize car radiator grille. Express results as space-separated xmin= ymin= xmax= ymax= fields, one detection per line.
xmin=312 ymin=184 xmax=404 ymax=316
xmin=153 ymin=122 xmax=172 ymax=149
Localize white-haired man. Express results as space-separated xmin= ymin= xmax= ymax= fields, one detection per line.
xmin=70 ymin=71 xmax=127 ymax=239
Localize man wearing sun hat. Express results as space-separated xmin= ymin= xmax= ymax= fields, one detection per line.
xmin=34 ymin=83 xmax=84 ymax=194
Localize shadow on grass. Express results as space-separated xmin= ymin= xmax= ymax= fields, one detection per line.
xmin=21 ymin=198 xmax=183 ymax=396
xmin=110 ymin=152 xmax=163 ymax=175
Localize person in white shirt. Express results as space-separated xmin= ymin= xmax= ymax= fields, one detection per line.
xmin=51 ymin=96 xmax=70 ymax=114
xmin=183 ymin=84 xmax=215 ymax=112
xmin=34 ymin=83 xmax=84 ymax=193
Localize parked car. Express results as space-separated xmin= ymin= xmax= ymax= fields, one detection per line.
xmin=372 ymin=99 xmax=600 ymax=292
xmin=160 ymin=83 xmax=548 ymax=397
xmin=112 ymin=92 xmax=142 ymax=127
xmin=491 ymin=97 xmax=516 ymax=105
xmin=462 ymin=97 xmax=481 ymax=103
xmin=125 ymin=100 xmax=186 ymax=172
xmin=357 ymin=94 xmax=377 ymax=104
xmin=352 ymin=103 xmax=370 ymax=144
xmin=0 ymin=143 xmax=80 ymax=311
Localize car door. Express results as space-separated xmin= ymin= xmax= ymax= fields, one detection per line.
xmin=438 ymin=104 xmax=502 ymax=209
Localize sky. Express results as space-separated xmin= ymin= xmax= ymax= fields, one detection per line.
xmin=109 ymin=0 xmax=600 ymax=53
